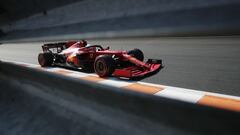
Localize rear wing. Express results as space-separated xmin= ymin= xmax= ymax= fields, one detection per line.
xmin=42 ymin=41 xmax=76 ymax=53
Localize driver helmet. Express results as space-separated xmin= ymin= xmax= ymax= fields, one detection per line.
xmin=79 ymin=40 xmax=87 ymax=47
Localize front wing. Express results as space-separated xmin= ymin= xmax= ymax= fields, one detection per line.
xmin=113 ymin=59 xmax=163 ymax=79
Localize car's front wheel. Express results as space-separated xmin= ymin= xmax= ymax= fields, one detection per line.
xmin=128 ymin=48 xmax=144 ymax=61
xmin=94 ymin=55 xmax=116 ymax=77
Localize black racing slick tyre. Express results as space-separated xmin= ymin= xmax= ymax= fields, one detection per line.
xmin=128 ymin=49 xmax=144 ymax=61
xmin=94 ymin=55 xmax=116 ymax=77
xmin=38 ymin=53 xmax=54 ymax=67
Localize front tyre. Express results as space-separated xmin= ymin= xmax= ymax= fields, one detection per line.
xmin=94 ymin=55 xmax=115 ymax=77
xmin=128 ymin=49 xmax=144 ymax=61
xmin=38 ymin=53 xmax=53 ymax=67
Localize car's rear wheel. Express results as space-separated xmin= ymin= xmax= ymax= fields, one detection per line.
xmin=38 ymin=53 xmax=54 ymax=67
xmin=128 ymin=49 xmax=144 ymax=61
xmin=94 ymin=55 xmax=115 ymax=77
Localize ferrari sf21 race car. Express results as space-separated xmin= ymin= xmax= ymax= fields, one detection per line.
xmin=38 ymin=40 xmax=163 ymax=79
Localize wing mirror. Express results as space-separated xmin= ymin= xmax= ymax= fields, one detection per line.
xmin=105 ymin=46 xmax=110 ymax=50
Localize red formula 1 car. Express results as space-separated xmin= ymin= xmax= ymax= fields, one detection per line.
xmin=38 ymin=40 xmax=163 ymax=79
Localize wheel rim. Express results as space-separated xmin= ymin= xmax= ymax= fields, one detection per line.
xmin=95 ymin=60 xmax=107 ymax=76
xmin=98 ymin=62 xmax=104 ymax=71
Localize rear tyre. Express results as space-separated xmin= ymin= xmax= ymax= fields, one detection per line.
xmin=128 ymin=49 xmax=144 ymax=61
xmin=94 ymin=55 xmax=115 ymax=77
xmin=38 ymin=53 xmax=54 ymax=67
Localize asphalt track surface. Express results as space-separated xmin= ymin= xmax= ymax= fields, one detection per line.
xmin=0 ymin=36 xmax=240 ymax=96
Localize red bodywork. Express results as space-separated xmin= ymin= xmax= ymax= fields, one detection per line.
xmin=41 ymin=41 xmax=162 ymax=79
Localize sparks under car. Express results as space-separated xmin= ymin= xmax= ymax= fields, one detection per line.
xmin=38 ymin=40 xmax=163 ymax=79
